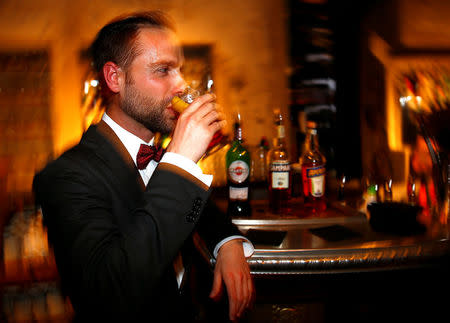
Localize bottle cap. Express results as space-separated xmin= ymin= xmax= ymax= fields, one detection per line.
xmin=260 ymin=137 xmax=269 ymax=149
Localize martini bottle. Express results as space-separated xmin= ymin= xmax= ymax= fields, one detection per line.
xmin=226 ymin=116 xmax=251 ymax=217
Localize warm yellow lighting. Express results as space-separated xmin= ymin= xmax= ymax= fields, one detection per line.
xmin=400 ymin=95 xmax=423 ymax=113
xmin=161 ymin=136 xmax=171 ymax=149
xmin=207 ymin=78 xmax=214 ymax=90
xmin=84 ymin=79 xmax=99 ymax=95
xmin=387 ymin=72 xmax=402 ymax=151
xmin=198 ymin=144 xmax=229 ymax=186
xmin=399 ymin=96 xmax=408 ymax=106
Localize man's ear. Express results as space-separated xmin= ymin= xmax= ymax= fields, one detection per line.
xmin=102 ymin=62 xmax=122 ymax=93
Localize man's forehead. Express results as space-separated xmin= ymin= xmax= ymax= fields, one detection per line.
xmin=135 ymin=27 xmax=182 ymax=59
xmin=138 ymin=26 xmax=179 ymax=42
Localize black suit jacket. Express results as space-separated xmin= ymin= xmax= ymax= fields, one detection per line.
xmin=33 ymin=121 xmax=241 ymax=322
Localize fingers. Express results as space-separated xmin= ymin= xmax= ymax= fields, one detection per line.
xmin=202 ymin=106 xmax=223 ymax=124
xmin=210 ymin=267 xmax=252 ymax=321
xmin=184 ymin=99 xmax=226 ymax=142
xmin=225 ymin=268 xmax=254 ymax=321
xmin=196 ymin=103 xmax=224 ymax=127
xmin=168 ymin=93 xmax=224 ymax=161
xmin=209 ymin=269 xmax=223 ymax=301
xmin=183 ymin=93 xmax=216 ymax=114
xmin=204 ymin=110 xmax=226 ymax=133
xmin=183 ymin=94 xmax=222 ymax=121
xmin=238 ymin=271 xmax=254 ymax=321
xmin=211 ymin=240 xmax=254 ymax=322
xmin=246 ymin=268 xmax=255 ymax=311
xmin=227 ymin=278 xmax=238 ymax=321
xmin=210 ymin=265 xmax=252 ymax=322
xmin=179 ymin=93 xmax=225 ymax=132
xmin=235 ymin=276 xmax=246 ymax=321
xmin=249 ymin=272 xmax=256 ymax=308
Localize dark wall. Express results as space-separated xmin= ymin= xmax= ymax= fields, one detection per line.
xmin=330 ymin=0 xmax=392 ymax=179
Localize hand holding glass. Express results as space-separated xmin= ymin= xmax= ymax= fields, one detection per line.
xmin=171 ymin=87 xmax=227 ymax=155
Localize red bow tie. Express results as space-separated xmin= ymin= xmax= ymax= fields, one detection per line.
xmin=136 ymin=144 xmax=165 ymax=170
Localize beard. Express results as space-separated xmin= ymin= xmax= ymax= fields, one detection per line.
xmin=120 ymin=74 xmax=174 ymax=135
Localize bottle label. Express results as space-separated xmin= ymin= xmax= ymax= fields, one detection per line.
xmin=270 ymin=161 xmax=290 ymax=189
xmin=277 ymin=125 xmax=285 ymax=139
xmin=228 ymin=160 xmax=250 ymax=184
xmin=302 ymin=165 xmax=325 ymax=197
xmin=229 ymin=187 xmax=248 ymax=200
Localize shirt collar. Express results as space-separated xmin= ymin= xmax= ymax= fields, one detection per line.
xmin=102 ymin=113 xmax=154 ymax=166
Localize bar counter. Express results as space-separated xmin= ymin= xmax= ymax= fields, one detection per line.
xmin=193 ymin=195 xmax=450 ymax=322
xmin=195 ymin=197 xmax=450 ymax=275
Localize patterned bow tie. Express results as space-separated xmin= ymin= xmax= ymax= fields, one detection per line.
xmin=136 ymin=144 xmax=165 ymax=170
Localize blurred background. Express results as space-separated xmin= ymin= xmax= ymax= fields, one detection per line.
xmin=0 ymin=0 xmax=450 ymax=321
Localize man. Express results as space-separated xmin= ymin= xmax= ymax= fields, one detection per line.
xmin=33 ymin=11 xmax=254 ymax=322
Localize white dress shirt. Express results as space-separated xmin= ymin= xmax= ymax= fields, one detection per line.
xmin=102 ymin=113 xmax=253 ymax=287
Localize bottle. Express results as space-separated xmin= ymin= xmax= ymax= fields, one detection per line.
xmin=226 ymin=116 xmax=251 ymax=217
xmin=407 ymin=174 xmax=417 ymax=205
xmin=337 ymin=174 xmax=346 ymax=203
xmin=383 ymin=178 xmax=393 ymax=202
xmin=252 ymin=136 xmax=269 ymax=185
xmin=366 ymin=182 xmax=378 ymax=206
xmin=300 ymin=121 xmax=326 ymax=213
xmin=269 ymin=110 xmax=291 ymax=214
xmin=359 ymin=174 xmax=379 ymax=216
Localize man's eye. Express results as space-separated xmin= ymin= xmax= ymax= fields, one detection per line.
xmin=157 ymin=67 xmax=169 ymax=74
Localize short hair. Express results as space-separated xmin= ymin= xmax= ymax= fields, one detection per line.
xmin=90 ymin=11 xmax=175 ymax=74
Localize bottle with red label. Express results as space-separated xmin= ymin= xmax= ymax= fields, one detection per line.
xmin=300 ymin=121 xmax=327 ymax=213
xmin=269 ymin=110 xmax=291 ymax=214
xmin=226 ymin=116 xmax=251 ymax=217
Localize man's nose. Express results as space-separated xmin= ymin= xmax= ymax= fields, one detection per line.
xmin=173 ymin=72 xmax=187 ymax=95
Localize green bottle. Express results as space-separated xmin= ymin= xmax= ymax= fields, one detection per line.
xmin=226 ymin=116 xmax=251 ymax=217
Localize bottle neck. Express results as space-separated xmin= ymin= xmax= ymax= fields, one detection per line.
xmin=275 ymin=124 xmax=286 ymax=147
xmin=234 ymin=124 xmax=243 ymax=142
xmin=305 ymin=128 xmax=319 ymax=151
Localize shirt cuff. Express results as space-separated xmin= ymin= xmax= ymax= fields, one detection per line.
xmin=160 ymin=152 xmax=213 ymax=187
xmin=213 ymin=236 xmax=255 ymax=259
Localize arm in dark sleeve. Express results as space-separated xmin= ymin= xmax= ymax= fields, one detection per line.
xmin=195 ymin=198 xmax=243 ymax=253
xmin=33 ymin=159 xmax=209 ymax=318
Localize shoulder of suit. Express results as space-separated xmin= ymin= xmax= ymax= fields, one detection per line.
xmin=37 ymin=125 xmax=105 ymax=176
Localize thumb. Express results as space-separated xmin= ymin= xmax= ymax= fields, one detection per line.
xmin=209 ymin=270 xmax=223 ymax=301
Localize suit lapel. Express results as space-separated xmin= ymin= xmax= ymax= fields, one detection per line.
xmin=80 ymin=121 xmax=145 ymax=210
xmin=95 ymin=120 xmax=146 ymax=190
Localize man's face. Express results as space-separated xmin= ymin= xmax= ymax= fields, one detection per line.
xmin=120 ymin=27 xmax=185 ymax=135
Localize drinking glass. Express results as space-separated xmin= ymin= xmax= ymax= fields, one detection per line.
xmin=171 ymin=86 xmax=201 ymax=112
xmin=171 ymin=86 xmax=228 ymax=156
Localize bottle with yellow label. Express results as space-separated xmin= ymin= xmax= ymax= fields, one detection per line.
xmin=269 ymin=110 xmax=291 ymax=214
xmin=300 ymin=121 xmax=327 ymax=213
